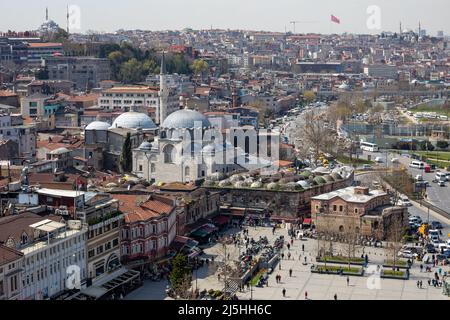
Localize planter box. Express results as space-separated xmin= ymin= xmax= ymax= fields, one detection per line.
xmin=380 ymin=270 xmax=409 ymax=280
xmin=311 ymin=265 xmax=364 ymax=277
xmin=316 ymin=257 xmax=366 ymax=266
xmin=382 ymin=262 xmax=410 ymax=270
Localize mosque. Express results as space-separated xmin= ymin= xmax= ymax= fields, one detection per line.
xmin=84 ymin=53 xmax=278 ymax=182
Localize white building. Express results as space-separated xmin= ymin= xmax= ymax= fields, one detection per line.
xmin=0 ymin=214 xmax=87 ymax=300
xmin=0 ymin=114 xmax=37 ymax=162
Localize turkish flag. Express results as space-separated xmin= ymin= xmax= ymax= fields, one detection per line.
xmin=331 ymin=14 xmax=340 ymax=24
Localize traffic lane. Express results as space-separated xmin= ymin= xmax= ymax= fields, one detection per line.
xmin=408 ymin=205 xmax=450 ymax=239
xmin=362 ymin=150 xmax=450 ymax=212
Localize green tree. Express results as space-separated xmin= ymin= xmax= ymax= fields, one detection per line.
xmin=120 ymin=133 xmax=132 ymax=172
xmin=190 ymin=59 xmax=209 ymax=77
xmin=169 ymin=254 xmax=192 ymax=297
xmin=119 ymin=58 xmax=144 ymax=83
xmin=436 ymin=141 xmax=449 ymax=150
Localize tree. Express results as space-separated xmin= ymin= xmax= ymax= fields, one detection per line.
xmin=419 ymin=140 xmax=434 ymax=151
xmin=303 ymin=90 xmax=316 ymax=104
xmin=293 ymin=109 xmax=337 ymax=167
xmin=386 ymin=214 xmax=406 ymax=268
xmin=169 ymin=254 xmax=192 ymax=299
xmin=342 ymin=218 xmax=359 ymax=270
xmin=436 ymin=141 xmax=449 ymax=150
xmin=120 ymin=133 xmax=132 ymax=172
xmin=190 ymin=59 xmax=209 ymax=78
xmin=119 ymin=58 xmax=144 ymax=83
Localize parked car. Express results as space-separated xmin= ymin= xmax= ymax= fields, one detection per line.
xmin=415 ymin=174 xmax=423 ymax=181
xmin=430 ymin=221 xmax=443 ymax=229
xmin=438 ymin=180 xmax=446 ymax=187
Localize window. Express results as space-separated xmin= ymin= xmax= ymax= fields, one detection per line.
xmin=354 ymin=208 xmax=358 ymax=214
xmin=105 ymin=242 xmax=111 ymax=251
xmin=163 ymin=144 xmax=175 ymax=163
xmin=88 ymin=249 xmax=95 ymax=258
xmin=339 ymin=206 xmax=343 ymax=212
xmin=333 ymin=205 xmax=337 ymax=211
xmin=97 ymin=246 xmax=104 ymax=255
xmin=139 ymin=165 xmax=143 ymax=171
xmin=112 ymin=239 xmax=119 ymax=247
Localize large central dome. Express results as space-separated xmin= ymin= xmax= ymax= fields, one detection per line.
xmin=161 ymin=109 xmax=211 ymax=129
xmin=110 ymin=111 xmax=157 ymax=130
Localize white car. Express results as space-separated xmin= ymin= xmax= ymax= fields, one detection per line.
xmin=415 ymin=175 xmax=423 ymax=181
xmin=398 ymin=250 xmax=418 ymax=259
xmin=391 ymin=158 xmax=399 ymax=163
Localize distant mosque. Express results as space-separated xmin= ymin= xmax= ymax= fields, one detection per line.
xmin=37 ymin=8 xmax=61 ymax=37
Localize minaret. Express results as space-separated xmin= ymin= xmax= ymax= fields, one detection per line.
xmin=67 ymin=5 xmax=70 ymax=34
xmin=46 ymin=7 xmax=49 ymax=21
xmin=158 ymin=52 xmax=169 ymax=125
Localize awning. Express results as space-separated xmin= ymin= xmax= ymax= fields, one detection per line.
xmin=213 ymin=215 xmax=231 ymax=226
xmin=303 ymin=218 xmax=312 ymax=225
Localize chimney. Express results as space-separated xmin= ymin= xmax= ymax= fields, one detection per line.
xmin=354 ymin=186 xmax=369 ymax=195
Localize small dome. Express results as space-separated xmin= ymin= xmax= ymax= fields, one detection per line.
xmin=110 ymin=111 xmax=157 ymax=130
xmin=296 ymin=180 xmax=310 ymax=189
xmin=266 ymin=182 xmax=278 ymax=190
xmin=234 ymin=181 xmax=247 ymax=188
xmin=138 ymin=141 xmax=153 ymax=150
xmin=331 ymin=172 xmax=343 ymax=180
xmin=314 ymin=176 xmax=327 ymax=185
xmin=50 ymin=147 xmax=70 ymax=155
xmin=85 ymin=121 xmax=110 ymax=131
xmin=250 ymin=181 xmax=263 ymax=188
xmin=210 ymin=172 xmax=225 ymax=181
xmin=161 ymin=109 xmax=211 ymax=129
xmin=218 ymin=179 xmax=231 ymax=187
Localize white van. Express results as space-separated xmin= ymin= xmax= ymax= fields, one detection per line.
xmin=435 ymin=172 xmax=447 ymax=182
xmin=409 ymin=161 xmax=425 ymax=169
xmin=399 ymin=195 xmax=412 ymax=207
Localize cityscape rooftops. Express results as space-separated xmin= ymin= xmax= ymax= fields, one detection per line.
xmin=311 ymin=186 xmax=386 ymax=203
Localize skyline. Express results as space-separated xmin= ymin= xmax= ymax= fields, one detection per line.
xmin=0 ymin=0 xmax=449 ymax=35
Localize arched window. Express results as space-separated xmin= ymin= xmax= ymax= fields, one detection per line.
xmin=185 ymin=166 xmax=190 ymax=177
xmin=339 ymin=225 xmax=344 ymax=232
xmin=163 ymin=144 xmax=175 ymax=163
xmin=21 ymin=232 xmax=28 ymax=245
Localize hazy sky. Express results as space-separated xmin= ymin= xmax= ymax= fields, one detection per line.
xmin=1 ymin=0 xmax=448 ymax=35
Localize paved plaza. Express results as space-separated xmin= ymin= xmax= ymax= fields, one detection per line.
xmin=126 ymin=226 xmax=449 ymax=300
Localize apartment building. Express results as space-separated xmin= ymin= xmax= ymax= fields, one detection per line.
xmin=45 ymin=56 xmax=111 ymax=90
xmin=0 ymin=213 xmax=87 ymax=300
xmin=113 ymin=194 xmax=178 ymax=266
xmin=0 ymin=245 xmax=24 ymax=300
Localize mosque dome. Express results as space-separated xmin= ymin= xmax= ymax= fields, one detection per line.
xmin=110 ymin=112 xmax=157 ymax=130
xmin=138 ymin=141 xmax=153 ymax=150
xmin=85 ymin=121 xmax=110 ymax=131
xmin=161 ymin=109 xmax=211 ymax=129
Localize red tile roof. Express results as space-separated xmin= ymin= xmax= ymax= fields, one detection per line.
xmin=112 ymin=194 xmax=175 ymax=223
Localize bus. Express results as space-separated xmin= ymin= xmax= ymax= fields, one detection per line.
xmin=360 ymin=141 xmax=379 ymax=152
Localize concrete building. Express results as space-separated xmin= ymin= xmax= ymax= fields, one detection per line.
xmin=0 ymin=213 xmax=87 ymax=300
xmin=0 ymin=114 xmax=37 ymax=163
xmin=45 ymin=56 xmax=111 ymax=91
xmin=26 ymin=42 xmax=63 ymax=66
xmin=311 ymin=186 xmax=408 ymax=240
xmin=364 ymin=64 xmax=398 ymax=79
xmin=113 ymin=194 xmax=178 ymax=266
xmin=0 ymin=244 xmax=24 ymax=300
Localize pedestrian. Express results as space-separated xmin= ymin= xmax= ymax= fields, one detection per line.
xmin=279 ymin=263 xmax=281 ymax=270
xmin=291 ymin=238 xmax=294 ymax=246
xmin=287 ymin=243 xmax=291 ymax=251
xmin=304 ymin=256 xmax=307 ymax=264
xmin=289 ymin=269 xmax=293 ymax=277
xmin=279 ymin=275 xmax=282 ymax=283
xmin=218 ymin=274 xmax=221 ymax=281
xmin=305 ymin=291 xmax=308 ymax=300
xmin=288 ymin=252 xmax=291 ymax=260
xmin=420 ymin=280 xmax=423 ymax=289
xmin=282 ymin=288 xmax=286 ymax=297
xmin=428 ymin=279 xmax=431 ymax=286
xmin=346 ymin=276 xmax=350 ymax=286
xmin=302 ymin=244 xmax=305 ymax=252
xmin=334 ymin=293 xmax=337 ymax=300
xmin=281 ymin=253 xmax=285 ymax=260
xmin=420 ymin=264 xmax=423 ymax=272
xmin=416 ymin=280 xmax=420 ymax=288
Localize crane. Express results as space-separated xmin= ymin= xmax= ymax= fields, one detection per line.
xmin=289 ymin=20 xmax=317 ymax=34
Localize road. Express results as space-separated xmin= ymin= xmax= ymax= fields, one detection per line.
xmin=360 ymin=149 xmax=450 ymax=215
